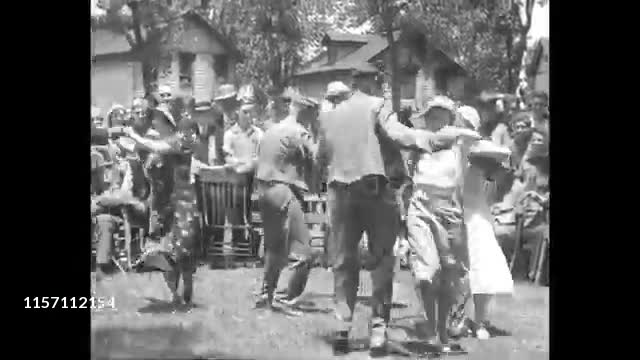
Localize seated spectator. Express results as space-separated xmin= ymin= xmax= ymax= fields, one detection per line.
xmin=528 ymin=91 xmax=549 ymax=136
xmin=507 ymin=112 xmax=533 ymax=170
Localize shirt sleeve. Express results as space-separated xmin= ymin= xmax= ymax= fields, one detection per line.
xmin=223 ymin=129 xmax=235 ymax=164
xmin=376 ymin=102 xmax=454 ymax=153
xmin=120 ymin=161 xmax=133 ymax=194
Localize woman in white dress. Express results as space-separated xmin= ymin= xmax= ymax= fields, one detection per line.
xmin=462 ymin=141 xmax=514 ymax=339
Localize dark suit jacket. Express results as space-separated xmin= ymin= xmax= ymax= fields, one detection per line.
xmin=317 ymin=91 xmax=454 ymax=185
xmin=192 ymin=122 xmax=225 ymax=166
xmin=91 ymin=125 xmax=109 ymax=146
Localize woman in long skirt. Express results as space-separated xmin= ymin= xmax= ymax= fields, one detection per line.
xmin=462 ymin=141 xmax=515 ymax=339
xmin=125 ymin=109 xmax=201 ymax=305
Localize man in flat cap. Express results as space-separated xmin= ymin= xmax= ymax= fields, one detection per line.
xmin=318 ymin=69 xmax=479 ymax=355
xmin=214 ymin=84 xmax=240 ymax=131
xmin=254 ymin=88 xmax=320 ymax=311
xmin=222 ymin=89 xmax=264 ymax=255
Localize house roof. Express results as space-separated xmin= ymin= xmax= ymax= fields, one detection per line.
xmin=181 ymin=10 xmax=243 ymax=60
xmin=295 ymin=32 xmax=400 ymax=77
xmin=92 ymin=29 xmax=132 ymax=56
xmin=321 ymin=31 xmax=371 ymax=45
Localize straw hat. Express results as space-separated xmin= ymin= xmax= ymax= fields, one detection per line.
xmin=282 ymin=87 xmax=318 ymax=108
xmin=418 ymin=96 xmax=457 ymax=118
xmin=457 ymin=105 xmax=481 ymax=131
xmin=325 ymin=81 xmax=351 ymax=98
xmin=468 ymin=140 xmax=511 ymax=162
xmin=91 ymin=106 xmax=102 ymax=118
xmin=193 ymin=100 xmax=213 ymax=112
xmin=214 ymin=84 xmax=238 ymax=101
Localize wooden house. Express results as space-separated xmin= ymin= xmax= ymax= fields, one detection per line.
xmin=91 ymin=28 xmax=144 ymax=116
xmin=157 ymin=11 xmax=242 ymax=103
xmin=291 ymin=31 xmax=470 ymax=110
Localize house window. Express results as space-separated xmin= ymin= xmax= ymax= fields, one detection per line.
xmin=214 ymin=55 xmax=229 ymax=79
xmin=327 ymin=46 xmax=337 ymax=65
xmin=178 ymin=52 xmax=196 ymax=84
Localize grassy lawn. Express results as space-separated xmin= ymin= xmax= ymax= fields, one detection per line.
xmin=92 ymin=266 xmax=548 ymax=360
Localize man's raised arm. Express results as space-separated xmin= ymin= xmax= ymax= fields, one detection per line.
xmin=375 ymin=103 xmax=457 ymax=153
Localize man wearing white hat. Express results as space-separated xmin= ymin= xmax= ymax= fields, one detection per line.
xmin=323 ymin=81 xmax=351 ymax=110
xmin=213 ymin=84 xmax=240 ymax=131
xmin=222 ymin=87 xmax=264 ymax=254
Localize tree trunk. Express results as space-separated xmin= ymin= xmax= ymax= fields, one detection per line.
xmin=130 ymin=1 xmax=154 ymax=96
xmin=506 ymin=33 xmax=513 ymax=93
xmin=384 ymin=24 xmax=401 ymax=112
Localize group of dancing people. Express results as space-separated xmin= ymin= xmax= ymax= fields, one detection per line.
xmin=90 ymin=73 xmax=549 ymax=356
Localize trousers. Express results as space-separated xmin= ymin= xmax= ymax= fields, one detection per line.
xmin=327 ymin=176 xmax=400 ymax=323
xmin=259 ymin=181 xmax=312 ymax=299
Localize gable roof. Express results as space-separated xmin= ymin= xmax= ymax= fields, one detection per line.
xmin=295 ymin=32 xmax=400 ymax=77
xmin=92 ymin=29 xmax=132 ymax=56
xmin=321 ymin=31 xmax=371 ymax=45
xmin=181 ymin=10 xmax=243 ymax=60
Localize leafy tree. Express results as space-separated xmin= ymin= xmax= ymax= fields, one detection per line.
xmin=92 ymin=0 xmax=200 ymax=95
xmin=402 ymin=0 xmax=536 ymax=93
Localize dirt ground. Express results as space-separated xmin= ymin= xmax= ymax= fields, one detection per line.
xmin=91 ymin=266 xmax=549 ymax=360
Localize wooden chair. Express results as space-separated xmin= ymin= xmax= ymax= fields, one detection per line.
xmin=509 ymin=192 xmax=549 ymax=285
xmin=303 ymin=194 xmax=329 ymax=268
xmin=196 ymin=167 xmax=257 ymax=267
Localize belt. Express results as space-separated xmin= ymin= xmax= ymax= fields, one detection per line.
xmin=257 ymin=179 xmax=290 ymax=187
xmin=330 ymin=175 xmax=388 ymax=195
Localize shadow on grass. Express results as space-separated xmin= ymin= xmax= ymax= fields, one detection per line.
xmin=93 ymin=323 xmax=257 ymax=360
xmin=392 ymin=321 xmax=512 ymax=343
xmin=137 ymin=297 xmax=202 ymax=314
xmin=315 ymin=332 xmax=470 ymax=358
xmin=303 ymin=292 xmax=409 ymax=309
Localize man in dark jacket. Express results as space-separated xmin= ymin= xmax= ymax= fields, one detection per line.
xmin=319 ymin=70 xmax=473 ymax=355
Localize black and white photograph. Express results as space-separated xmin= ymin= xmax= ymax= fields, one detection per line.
xmin=90 ymin=0 xmax=549 ymax=358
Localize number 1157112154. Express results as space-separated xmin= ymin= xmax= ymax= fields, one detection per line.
xmin=24 ymin=296 xmax=115 ymax=310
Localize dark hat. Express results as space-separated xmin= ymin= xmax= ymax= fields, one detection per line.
xmin=152 ymin=104 xmax=176 ymax=128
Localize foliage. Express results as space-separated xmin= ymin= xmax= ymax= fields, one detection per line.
xmin=209 ymin=0 xmax=369 ymax=92
xmin=91 ymin=0 xmax=538 ymax=96
xmin=400 ymin=0 xmax=536 ymax=93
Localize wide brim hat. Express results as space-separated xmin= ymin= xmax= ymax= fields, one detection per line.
xmin=457 ymin=105 xmax=481 ymax=131
xmin=214 ymin=84 xmax=238 ymax=101
xmin=282 ymin=87 xmax=319 ymax=108
xmin=418 ymin=96 xmax=457 ymax=118
xmin=193 ymin=100 xmax=213 ymax=112
xmin=325 ymin=81 xmax=351 ymax=98
xmin=468 ymin=140 xmax=511 ymax=163
xmin=158 ymin=85 xmax=172 ymax=96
